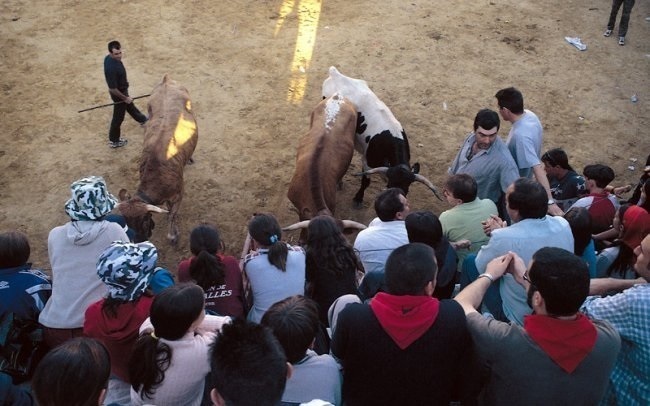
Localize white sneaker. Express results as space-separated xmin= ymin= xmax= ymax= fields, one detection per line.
xmin=618 ymin=36 xmax=625 ymax=46
xmin=603 ymin=29 xmax=612 ymax=37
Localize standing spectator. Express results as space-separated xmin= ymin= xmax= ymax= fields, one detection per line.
xmin=178 ymin=223 xmax=245 ymax=318
xmin=0 ymin=231 xmax=51 ymax=322
xmin=354 ymin=188 xmax=410 ymax=299
xmin=581 ymin=234 xmax=650 ymax=404
xmin=569 ymin=164 xmax=619 ymax=234
xmin=541 ymin=148 xmax=587 ymax=211
xmin=104 ymin=40 xmax=148 ymax=148
xmin=261 ymin=296 xmax=341 ymax=405
xmin=603 ymin=0 xmax=637 ymax=45
xmin=405 ymin=211 xmax=459 ymax=299
xmin=495 ymin=87 xmax=563 ymax=216
xmin=305 ymin=215 xmax=362 ymax=326
xmin=32 ymin=337 xmax=111 ymax=406
xmin=83 ymin=241 xmax=158 ymax=405
xmin=209 ymin=319 xmax=291 ymax=406
xmin=243 ymin=213 xmax=305 ymax=323
xmin=39 ymin=176 xmax=129 ymax=349
xmin=129 ymin=284 xmax=231 ymax=405
xmin=455 ymin=248 xmax=621 ymax=404
xmin=448 ymin=108 xmax=519 ymax=219
xmin=439 ymin=174 xmax=498 ymax=270
xmin=469 ymin=178 xmax=574 ymax=325
xmin=331 ymin=243 xmax=474 ymax=405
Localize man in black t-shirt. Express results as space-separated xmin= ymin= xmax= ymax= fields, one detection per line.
xmin=104 ymin=40 xmax=147 ymax=148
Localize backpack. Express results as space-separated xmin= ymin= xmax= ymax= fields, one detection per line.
xmin=0 ymin=313 xmax=49 ymax=384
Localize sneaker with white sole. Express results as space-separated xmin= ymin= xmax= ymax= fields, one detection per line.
xmin=603 ymin=29 xmax=612 ymax=37
xmin=618 ymin=36 xmax=625 ymax=45
xmin=110 ymin=139 xmax=128 ymax=148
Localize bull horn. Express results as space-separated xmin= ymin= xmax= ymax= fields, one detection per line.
xmin=145 ymin=204 xmax=168 ymax=213
xmin=341 ymin=220 xmax=367 ymax=230
xmin=354 ymin=167 xmax=389 ymax=177
xmin=282 ymin=220 xmax=311 ymax=231
xmin=414 ymin=174 xmax=443 ymax=201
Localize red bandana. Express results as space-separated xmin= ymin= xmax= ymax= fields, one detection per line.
xmin=369 ymin=292 xmax=440 ymax=350
xmin=523 ymin=313 xmax=597 ymax=373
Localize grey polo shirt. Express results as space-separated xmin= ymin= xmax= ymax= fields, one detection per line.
xmin=448 ymin=133 xmax=520 ymax=203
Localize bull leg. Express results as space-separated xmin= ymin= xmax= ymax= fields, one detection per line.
xmin=353 ymin=175 xmax=371 ymax=209
xmin=166 ymin=198 xmax=181 ymax=245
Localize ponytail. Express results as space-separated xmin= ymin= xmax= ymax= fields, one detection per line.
xmin=267 ymin=239 xmax=289 ymax=272
xmin=129 ymin=333 xmax=172 ymax=399
xmin=189 ymin=250 xmax=226 ymax=289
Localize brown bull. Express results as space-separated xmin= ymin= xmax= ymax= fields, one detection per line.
xmin=287 ymin=93 xmax=359 ymax=240
xmin=117 ymin=74 xmax=198 ymax=244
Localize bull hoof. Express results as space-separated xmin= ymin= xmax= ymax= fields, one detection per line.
xmin=168 ymin=234 xmax=179 ymax=245
xmin=352 ymin=200 xmax=363 ymax=209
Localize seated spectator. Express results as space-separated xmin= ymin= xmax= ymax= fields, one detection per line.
xmin=439 ymin=174 xmax=498 ymax=271
xmin=581 ymin=234 xmax=650 ymax=404
xmin=305 ymin=215 xmax=362 ymax=326
xmin=405 ymin=211 xmax=458 ymax=299
xmin=466 ymin=178 xmax=573 ymax=325
xmin=0 ymin=371 xmax=33 ymax=406
xmin=564 ymin=207 xmax=597 ymax=277
xmin=261 ymin=296 xmax=341 ymax=405
xmin=0 ymin=230 xmax=51 ymax=322
xmin=331 ymin=243 xmax=474 ymax=405
xmin=129 ymin=284 xmax=231 ymax=405
xmin=608 ymin=154 xmax=650 ymax=206
xmin=32 ymin=337 xmax=111 ymax=406
xmin=39 ymin=176 xmax=129 ymax=349
xmin=83 ymin=241 xmax=158 ymax=405
xmin=569 ymin=164 xmax=619 ymax=234
xmin=592 ymin=203 xmax=629 ymax=250
xmin=178 ymin=223 xmax=245 ymax=318
xmin=209 ymin=319 xmax=291 ymax=406
xmin=596 ymin=205 xmax=650 ymax=278
xmin=455 ymin=248 xmax=621 ymax=404
xmin=243 ymin=213 xmax=305 ymax=323
xmin=541 ymin=147 xmax=587 ymax=211
xmin=355 ymin=188 xmax=410 ymax=300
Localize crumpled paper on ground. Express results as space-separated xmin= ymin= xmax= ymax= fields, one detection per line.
xmin=565 ymin=36 xmax=587 ymax=51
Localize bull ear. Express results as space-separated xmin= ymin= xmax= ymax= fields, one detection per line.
xmin=145 ymin=204 xmax=168 ymax=213
xmin=411 ymin=163 xmax=420 ymax=174
xmin=118 ymin=189 xmax=131 ymax=202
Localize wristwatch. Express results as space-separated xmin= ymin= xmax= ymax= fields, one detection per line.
xmin=547 ymin=199 xmax=556 ymax=206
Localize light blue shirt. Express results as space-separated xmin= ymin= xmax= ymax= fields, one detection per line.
xmin=506 ymin=110 xmax=543 ymax=178
xmin=475 ymin=215 xmax=574 ymax=325
xmin=353 ymin=218 xmax=408 ymax=274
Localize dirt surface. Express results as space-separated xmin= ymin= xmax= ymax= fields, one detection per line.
xmin=1 ymin=0 xmax=648 ymax=273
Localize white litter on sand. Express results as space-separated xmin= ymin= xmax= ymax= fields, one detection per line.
xmin=565 ymin=36 xmax=587 ymax=51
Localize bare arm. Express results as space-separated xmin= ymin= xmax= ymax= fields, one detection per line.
xmin=532 ymin=164 xmax=563 ymax=216
xmin=589 ymin=277 xmax=647 ymax=296
xmin=108 ymin=88 xmax=133 ymax=104
xmin=454 ymin=253 xmax=515 ymax=314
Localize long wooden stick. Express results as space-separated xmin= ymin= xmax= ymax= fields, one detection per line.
xmin=77 ymin=94 xmax=151 ymax=113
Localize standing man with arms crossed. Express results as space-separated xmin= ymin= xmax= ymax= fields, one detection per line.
xmin=104 ymin=40 xmax=148 ymax=148
xmin=495 ymin=87 xmax=563 ymax=216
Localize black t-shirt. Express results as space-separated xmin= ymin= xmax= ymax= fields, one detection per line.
xmin=104 ymin=54 xmax=128 ymax=91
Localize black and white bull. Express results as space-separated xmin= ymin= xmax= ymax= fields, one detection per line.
xmin=322 ymin=66 xmax=441 ymax=206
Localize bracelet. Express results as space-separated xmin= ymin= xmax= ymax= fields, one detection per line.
xmin=477 ymin=273 xmax=495 ymax=283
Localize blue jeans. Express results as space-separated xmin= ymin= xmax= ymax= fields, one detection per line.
xmin=460 ymin=254 xmax=508 ymax=321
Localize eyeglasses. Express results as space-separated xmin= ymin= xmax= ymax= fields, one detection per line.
xmin=523 ymin=271 xmax=532 ymax=284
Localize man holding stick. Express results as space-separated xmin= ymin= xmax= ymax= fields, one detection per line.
xmin=104 ymin=40 xmax=147 ymax=148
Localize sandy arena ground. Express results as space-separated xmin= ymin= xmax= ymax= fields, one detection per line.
xmin=1 ymin=0 xmax=648 ymax=272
